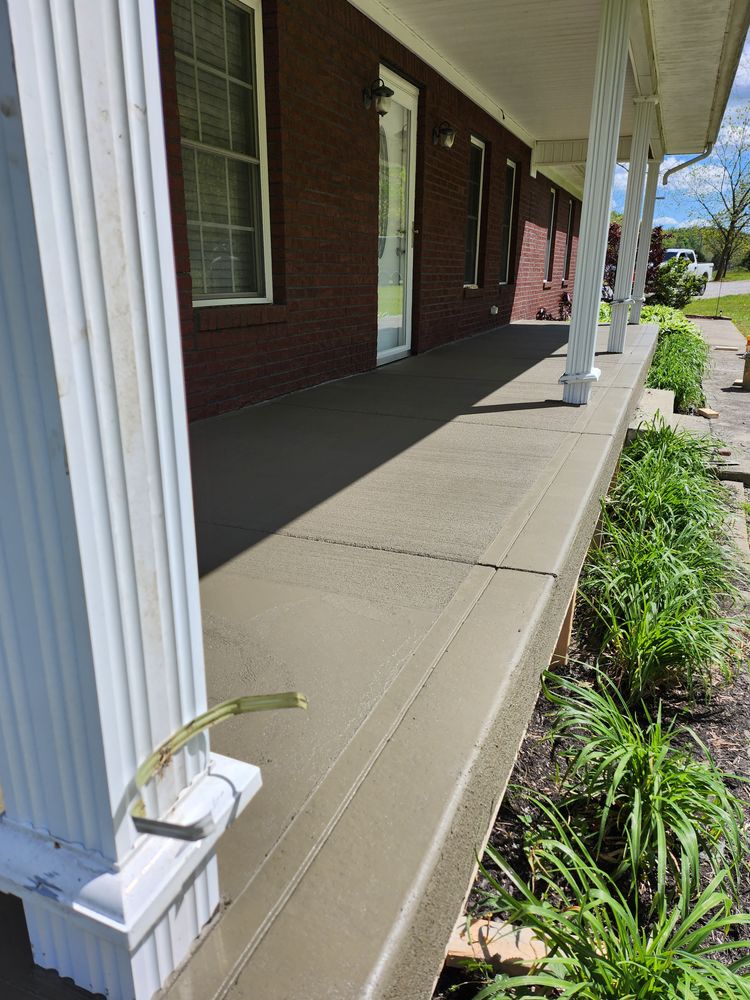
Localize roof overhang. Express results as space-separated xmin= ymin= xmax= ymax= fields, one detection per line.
xmin=349 ymin=0 xmax=750 ymax=198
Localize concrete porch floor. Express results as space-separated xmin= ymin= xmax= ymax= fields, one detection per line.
xmin=0 ymin=321 xmax=656 ymax=1000
xmin=161 ymin=321 xmax=656 ymax=1000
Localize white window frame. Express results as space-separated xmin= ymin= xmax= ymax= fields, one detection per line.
xmin=563 ymin=198 xmax=575 ymax=280
xmin=177 ymin=0 xmax=274 ymax=308
xmin=544 ymin=186 xmax=556 ymax=282
xmin=499 ymin=158 xmax=516 ymax=285
xmin=464 ymin=135 xmax=486 ymax=287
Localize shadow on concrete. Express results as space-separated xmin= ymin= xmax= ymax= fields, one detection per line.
xmin=191 ymin=322 xmax=572 ymax=576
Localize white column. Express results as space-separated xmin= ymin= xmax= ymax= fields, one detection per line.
xmin=630 ymin=157 xmax=662 ymax=323
xmin=0 ymin=2 xmax=260 ymax=998
xmin=608 ymin=97 xmax=655 ymax=351
xmin=561 ymin=0 xmax=634 ymax=405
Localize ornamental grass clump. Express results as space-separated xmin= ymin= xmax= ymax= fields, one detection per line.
xmin=544 ymin=672 xmax=747 ymax=899
xmin=613 ymin=419 xmax=730 ymax=535
xmin=641 ymin=306 xmax=709 ymax=412
xmin=477 ymin=801 xmax=750 ymax=1000
xmin=580 ymin=509 xmax=741 ymax=699
xmin=579 ymin=419 xmax=745 ymax=700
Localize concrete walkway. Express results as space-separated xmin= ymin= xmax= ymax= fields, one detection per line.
xmin=690 ymin=316 xmax=750 ymax=463
xmin=164 ymin=321 xmax=655 ymax=1000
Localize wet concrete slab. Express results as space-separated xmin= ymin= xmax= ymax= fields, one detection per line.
xmin=163 ymin=321 xmax=656 ymax=1000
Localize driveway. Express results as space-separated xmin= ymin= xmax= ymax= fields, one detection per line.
xmin=702 ymin=279 xmax=750 ymax=298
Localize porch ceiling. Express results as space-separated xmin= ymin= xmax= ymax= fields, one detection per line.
xmin=351 ymin=0 xmax=750 ymax=158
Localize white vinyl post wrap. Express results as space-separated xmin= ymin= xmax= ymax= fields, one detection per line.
xmin=630 ymin=158 xmax=663 ymax=324
xmin=0 ymin=1 xmax=260 ymax=996
xmin=608 ymin=97 xmax=655 ymax=352
xmin=560 ymin=0 xmax=634 ymax=405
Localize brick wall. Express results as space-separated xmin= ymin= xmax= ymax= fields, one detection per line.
xmin=156 ymin=0 xmax=580 ymax=420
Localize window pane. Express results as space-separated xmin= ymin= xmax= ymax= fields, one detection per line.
xmin=197 ymin=68 xmax=230 ymax=148
xmin=226 ymin=3 xmax=253 ymax=79
xmin=193 ymin=0 xmax=225 ymax=72
xmin=499 ymin=162 xmax=516 ymax=282
xmin=231 ymin=228 xmax=262 ymax=296
xmin=187 ymin=224 xmax=205 ymax=294
xmin=174 ymin=0 xmax=267 ymax=300
xmin=464 ymin=143 xmax=484 ymax=285
xmin=563 ymin=201 xmax=575 ymax=279
xmin=172 ymin=0 xmax=194 ymax=58
xmin=229 ymin=81 xmax=257 ymax=156
xmin=226 ymin=158 xmax=251 ymax=226
xmin=545 ymin=189 xmax=556 ymax=281
xmin=197 ymin=151 xmax=228 ymax=224
xmin=175 ymin=59 xmax=199 ymax=141
xmin=182 ymin=147 xmax=199 ymax=219
xmin=202 ymin=226 xmax=234 ymax=294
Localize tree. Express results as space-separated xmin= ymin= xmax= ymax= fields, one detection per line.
xmin=677 ymin=104 xmax=750 ymax=278
xmin=603 ymin=222 xmax=665 ymax=296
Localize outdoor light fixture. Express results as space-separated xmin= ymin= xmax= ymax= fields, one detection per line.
xmin=432 ymin=121 xmax=457 ymax=148
xmin=363 ymin=78 xmax=394 ymax=116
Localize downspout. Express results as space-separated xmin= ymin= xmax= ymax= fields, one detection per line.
xmin=661 ymin=143 xmax=713 ymax=184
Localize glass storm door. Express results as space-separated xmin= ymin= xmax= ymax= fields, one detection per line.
xmin=377 ymin=68 xmax=418 ymax=364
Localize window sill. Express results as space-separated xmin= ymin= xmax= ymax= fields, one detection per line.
xmin=195 ymin=302 xmax=288 ymax=332
xmin=463 ymin=285 xmax=483 ymax=298
xmin=561 ymin=279 xmax=568 ymax=289
xmin=542 ymin=280 xmax=552 ymax=290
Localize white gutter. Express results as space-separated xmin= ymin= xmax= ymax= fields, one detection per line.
xmin=662 ymin=143 xmax=713 ymax=185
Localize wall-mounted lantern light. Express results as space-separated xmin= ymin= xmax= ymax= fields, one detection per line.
xmin=432 ymin=121 xmax=457 ymax=148
xmin=363 ymin=78 xmax=394 ymax=116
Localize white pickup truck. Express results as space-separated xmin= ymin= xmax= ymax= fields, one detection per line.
xmin=662 ymin=248 xmax=714 ymax=294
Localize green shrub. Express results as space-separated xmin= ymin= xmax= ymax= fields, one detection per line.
xmin=598 ymin=301 xmax=612 ymax=324
xmin=477 ymin=802 xmax=750 ymax=1000
xmin=544 ymin=672 xmax=747 ymax=897
xmin=648 ymin=257 xmax=706 ymax=308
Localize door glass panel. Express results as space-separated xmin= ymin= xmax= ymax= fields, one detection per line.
xmin=378 ymin=99 xmax=411 ymax=356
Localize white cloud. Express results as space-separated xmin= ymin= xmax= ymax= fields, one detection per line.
xmin=733 ymin=38 xmax=750 ymax=90
xmin=613 ymin=163 xmax=629 ymax=192
xmin=653 ymin=215 xmax=679 ymax=228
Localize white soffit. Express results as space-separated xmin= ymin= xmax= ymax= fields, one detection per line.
xmin=348 ymin=0 xmax=636 ymax=146
xmin=648 ymin=0 xmax=750 ymax=152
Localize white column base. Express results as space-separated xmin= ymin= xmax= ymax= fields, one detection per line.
xmin=0 ymin=754 xmax=260 ymax=1000
xmin=608 ymin=300 xmax=632 ymax=352
xmin=560 ymin=367 xmax=601 ymax=405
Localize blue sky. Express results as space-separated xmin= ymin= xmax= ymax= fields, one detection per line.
xmin=611 ymin=31 xmax=750 ymax=228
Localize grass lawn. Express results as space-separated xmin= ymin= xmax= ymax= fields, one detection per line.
xmin=685 ymin=293 xmax=750 ymax=337
xmin=721 ymin=268 xmax=750 ymax=281
xmin=378 ymin=284 xmax=403 ymax=317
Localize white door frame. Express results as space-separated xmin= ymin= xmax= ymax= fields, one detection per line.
xmin=377 ymin=65 xmax=418 ymax=366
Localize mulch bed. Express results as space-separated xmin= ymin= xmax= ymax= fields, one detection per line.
xmin=432 ymin=602 xmax=750 ymax=1000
